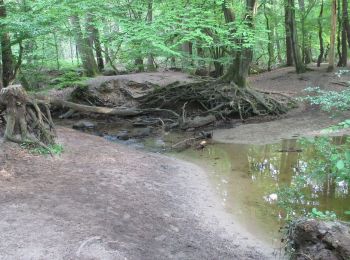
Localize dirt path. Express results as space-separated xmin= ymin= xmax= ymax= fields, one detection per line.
xmin=0 ymin=127 xmax=275 ymax=260
xmin=214 ymin=64 xmax=350 ymax=144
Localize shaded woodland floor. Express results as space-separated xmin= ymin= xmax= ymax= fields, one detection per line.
xmin=0 ymin=65 xmax=349 ymax=259
xmin=0 ymin=128 xmax=274 ymax=259
xmin=215 ymin=64 xmax=350 ymax=144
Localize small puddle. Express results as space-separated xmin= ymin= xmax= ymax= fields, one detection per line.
xmin=62 ymin=120 xmax=350 ymax=246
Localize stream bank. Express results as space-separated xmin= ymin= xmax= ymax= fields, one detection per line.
xmin=0 ymin=127 xmax=275 ymax=259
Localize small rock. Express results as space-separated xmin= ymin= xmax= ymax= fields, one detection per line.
xmin=130 ymin=127 xmax=151 ymax=138
xmin=73 ymin=120 xmax=96 ymax=130
xmin=116 ymin=131 xmax=130 ymax=141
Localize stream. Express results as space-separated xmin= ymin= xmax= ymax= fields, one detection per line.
xmin=62 ymin=120 xmax=350 ymax=247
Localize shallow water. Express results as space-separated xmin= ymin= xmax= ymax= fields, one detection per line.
xmin=172 ymin=138 xmax=350 ymax=244
xmin=139 ymin=134 xmax=350 ymax=245
xmin=67 ymin=120 xmax=350 ymax=245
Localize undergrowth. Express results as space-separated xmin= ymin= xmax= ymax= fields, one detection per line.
xmin=302 ymin=86 xmax=350 ymax=112
xmin=50 ymin=71 xmax=89 ymax=89
xmin=21 ymin=143 xmax=64 ymax=156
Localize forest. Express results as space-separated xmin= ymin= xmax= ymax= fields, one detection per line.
xmin=0 ymin=0 xmax=349 ymax=259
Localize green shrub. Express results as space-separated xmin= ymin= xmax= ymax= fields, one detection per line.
xmin=50 ymin=71 xmax=89 ymax=89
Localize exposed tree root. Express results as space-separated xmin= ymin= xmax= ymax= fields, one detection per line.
xmin=0 ymin=85 xmax=56 ymax=151
xmin=52 ymin=80 xmax=291 ymax=131
xmin=138 ymin=81 xmax=290 ymax=120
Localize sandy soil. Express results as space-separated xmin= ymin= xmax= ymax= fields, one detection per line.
xmin=0 ymin=127 xmax=274 ymax=260
xmin=2 ymin=65 xmax=349 ymax=259
xmin=214 ymin=64 xmax=350 ymax=144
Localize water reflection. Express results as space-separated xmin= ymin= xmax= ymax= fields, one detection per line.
xmin=176 ymin=136 xmax=350 ymax=244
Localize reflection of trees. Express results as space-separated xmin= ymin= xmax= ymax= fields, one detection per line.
xmin=247 ymin=140 xmax=300 ymax=185
xmin=192 ymin=137 xmax=350 ymax=221
xmin=243 ymin=137 xmax=350 ymax=220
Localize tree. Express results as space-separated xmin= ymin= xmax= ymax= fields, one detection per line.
xmin=264 ymin=2 xmax=275 ymax=71
xmin=317 ymin=0 xmax=325 ymax=67
xmin=339 ymin=0 xmax=348 ymax=66
xmin=0 ymin=0 xmax=14 ymax=88
xmin=284 ymin=0 xmax=294 ymax=66
xmin=221 ymin=0 xmax=257 ymax=87
xmin=286 ymin=0 xmax=305 ymax=73
xmin=86 ymin=13 xmax=104 ymax=72
xmin=328 ymin=0 xmax=337 ymax=71
xmin=70 ymin=15 xmax=99 ymax=77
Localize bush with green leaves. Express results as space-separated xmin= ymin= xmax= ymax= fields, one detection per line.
xmin=308 ymin=208 xmax=337 ymax=220
xmin=302 ymin=87 xmax=350 ymax=112
xmin=50 ymin=71 xmax=89 ymax=89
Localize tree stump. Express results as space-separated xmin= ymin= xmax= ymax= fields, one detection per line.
xmin=0 ymin=85 xmax=56 ymax=147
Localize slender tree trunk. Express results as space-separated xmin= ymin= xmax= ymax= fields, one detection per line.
xmin=0 ymin=0 xmax=14 ymax=88
xmin=342 ymin=0 xmax=350 ymax=47
xmin=317 ymin=0 xmax=324 ymax=67
xmin=135 ymin=57 xmax=144 ymax=72
xmin=287 ymin=0 xmax=305 ymax=73
xmin=147 ymin=0 xmax=156 ymax=71
xmin=53 ymin=32 xmax=60 ymax=70
xmin=196 ymin=46 xmax=206 ymax=74
xmin=86 ymin=13 xmax=104 ymax=72
xmin=304 ymin=38 xmax=312 ymax=64
xmin=337 ymin=0 xmax=343 ymax=66
xmin=284 ymin=0 xmax=294 ymax=66
xmin=298 ymin=0 xmax=306 ymax=63
xmin=340 ymin=0 xmax=348 ymax=66
xmin=328 ymin=0 xmax=337 ymax=71
xmin=275 ymin=28 xmax=283 ymax=63
xmin=70 ymin=15 xmax=98 ymax=77
xmin=264 ymin=3 xmax=274 ymax=71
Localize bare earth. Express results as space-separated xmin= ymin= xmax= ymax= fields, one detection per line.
xmin=1 ymin=65 xmax=348 ymax=259
xmin=0 ymin=128 xmax=274 ymax=260
xmin=214 ymin=64 xmax=350 ymax=144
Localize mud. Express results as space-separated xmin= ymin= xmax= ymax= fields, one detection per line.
xmin=0 ymin=128 xmax=275 ymax=259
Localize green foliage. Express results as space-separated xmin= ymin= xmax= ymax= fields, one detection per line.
xmin=322 ymin=119 xmax=350 ymax=133
xmin=275 ymin=136 xmax=350 ymax=221
xmin=308 ymin=208 xmax=337 ymax=220
xmin=50 ymin=71 xmax=89 ymax=89
xmin=300 ymin=137 xmax=350 ymax=184
xmin=21 ymin=143 xmax=64 ymax=156
xmin=302 ymin=87 xmax=350 ymax=112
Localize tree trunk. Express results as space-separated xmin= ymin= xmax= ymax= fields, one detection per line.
xmin=343 ymin=0 xmax=350 ymax=47
xmin=340 ymin=0 xmax=348 ymax=66
xmin=0 ymin=85 xmax=55 ymax=146
xmin=284 ymin=0 xmax=294 ymax=66
xmin=287 ymin=0 xmax=305 ymax=73
xmin=221 ymin=0 xmax=257 ymax=87
xmin=0 ymin=0 xmax=14 ymax=88
xmin=147 ymin=0 xmax=156 ymax=72
xmin=337 ymin=0 xmax=342 ymax=66
xmin=275 ymin=28 xmax=283 ymax=63
xmin=53 ymin=32 xmax=60 ymax=70
xmin=317 ymin=0 xmax=324 ymax=67
xmin=135 ymin=57 xmax=144 ymax=72
xmin=298 ymin=0 xmax=306 ymax=63
xmin=328 ymin=0 xmax=337 ymax=72
xmin=264 ymin=3 xmax=274 ymax=71
xmin=86 ymin=13 xmax=104 ymax=72
xmin=70 ymin=15 xmax=98 ymax=77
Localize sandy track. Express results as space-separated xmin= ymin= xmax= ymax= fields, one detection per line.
xmin=0 ymin=127 xmax=274 ymax=260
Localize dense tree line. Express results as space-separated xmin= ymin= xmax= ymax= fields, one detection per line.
xmin=0 ymin=0 xmax=349 ymax=89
